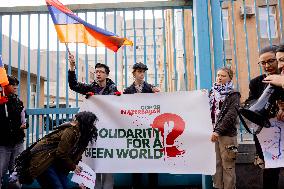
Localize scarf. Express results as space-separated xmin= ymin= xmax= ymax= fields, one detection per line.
xmin=209 ymin=80 xmax=234 ymax=124
xmin=134 ymin=82 xmax=144 ymax=93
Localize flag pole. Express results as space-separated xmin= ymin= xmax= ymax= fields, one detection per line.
xmin=65 ymin=43 xmax=76 ymax=70
xmin=1 ymin=86 xmax=8 ymax=117
xmin=65 ymin=43 xmax=71 ymax=55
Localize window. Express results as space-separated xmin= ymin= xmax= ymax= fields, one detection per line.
xmin=222 ymin=9 xmax=229 ymax=40
xmin=30 ymin=84 xmax=37 ymax=108
xmin=226 ymin=59 xmax=232 ymax=68
xmin=258 ymin=6 xmax=277 ymax=38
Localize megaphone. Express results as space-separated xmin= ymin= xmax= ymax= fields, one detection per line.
xmin=239 ymin=84 xmax=283 ymax=130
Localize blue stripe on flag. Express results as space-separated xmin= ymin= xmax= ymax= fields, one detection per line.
xmin=48 ymin=4 xmax=117 ymax=37
xmin=48 ymin=5 xmax=79 ymax=25
xmin=0 ymin=55 xmax=3 ymax=67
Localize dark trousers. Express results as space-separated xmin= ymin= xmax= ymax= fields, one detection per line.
xmin=263 ymin=168 xmax=280 ymax=189
xmin=36 ymin=164 xmax=68 ymax=189
xmin=255 ymin=135 xmax=280 ymax=189
xmin=132 ymin=173 xmax=158 ymax=189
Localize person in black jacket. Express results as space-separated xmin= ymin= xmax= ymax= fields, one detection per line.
xmin=244 ymin=45 xmax=280 ymax=189
xmin=263 ymin=44 xmax=284 ymax=121
xmin=68 ymin=54 xmax=117 ymax=189
xmin=68 ymin=54 xmax=118 ymax=97
xmin=210 ymin=67 xmax=240 ymax=189
xmin=124 ymin=62 xmax=159 ymax=189
xmin=0 ymin=75 xmax=27 ymax=188
xmin=123 ymin=62 xmax=159 ymax=94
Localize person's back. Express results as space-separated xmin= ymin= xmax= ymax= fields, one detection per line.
xmin=21 ymin=111 xmax=98 ymax=189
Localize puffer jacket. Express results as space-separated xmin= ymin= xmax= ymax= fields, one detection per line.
xmin=123 ymin=81 xmax=154 ymax=94
xmin=28 ymin=123 xmax=85 ymax=179
xmin=213 ymin=91 xmax=241 ymax=137
xmin=68 ymin=70 xmax=118 ymax=95
xmin=0 ymin=94 xmax=25 ymax=146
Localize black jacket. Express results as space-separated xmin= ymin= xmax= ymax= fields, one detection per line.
xmin=244 ymin=74 xmax=279 ymax=117
xmin=213 ymin=91 xmax=241 ymax=137
xmin=244 ymin=74 xmax=267 ymax=107
xmin=123 ymin=81 xmax=154 ymax=94
xmin=0 ymin=94 xmax=25 ymax=146
xmin=68 ymin=70 xmax=118 ymax=95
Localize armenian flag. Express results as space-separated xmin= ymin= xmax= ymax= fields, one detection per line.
xmin=0 ymin=55 xmax=9 ymax=87
xmin=46 ymin=0 xmax=133 ymax=52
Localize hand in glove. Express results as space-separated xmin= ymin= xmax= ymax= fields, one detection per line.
xmin=0 ymin=96 xmax=8 ymax=104
xmin=85 ymin=92 xmax=95 ymax=99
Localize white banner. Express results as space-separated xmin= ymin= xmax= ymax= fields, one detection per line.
xmin=80 ymin=91 xmax=215 ymax=174
xmin=257 ymin=118 xmax=284 ymax=168
xmin=71 ymin=161 xmax=96 ymax=189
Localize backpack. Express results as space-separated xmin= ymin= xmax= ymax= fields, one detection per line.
xmin=14 ymin=141 xmax=38 ymax=184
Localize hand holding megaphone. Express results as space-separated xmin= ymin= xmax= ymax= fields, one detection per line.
xmin=263 ymin=74 xmax=284 ymax=88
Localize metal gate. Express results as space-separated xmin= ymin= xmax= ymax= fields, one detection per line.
xmin=1 ymin=0 xmax=283 ymax=187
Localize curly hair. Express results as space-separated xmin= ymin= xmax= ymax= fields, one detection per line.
xmin=75 ymin=111 xmax=98 ymax=149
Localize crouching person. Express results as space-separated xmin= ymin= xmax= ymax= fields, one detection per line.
xmin=209 ymin=67 xmax=240 ymax=189
xmin=16 ymin=111 xmax=98 ymax=189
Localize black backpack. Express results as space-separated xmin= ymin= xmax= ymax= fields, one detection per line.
xmin=14 ymin=141 xmax=38 ymax=184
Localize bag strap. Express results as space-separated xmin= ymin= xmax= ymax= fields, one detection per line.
xmin=236 ymin=107 xmax=263 ymax=135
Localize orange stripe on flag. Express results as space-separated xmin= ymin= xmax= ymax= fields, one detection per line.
xmin=0 ymin=68 xmax=9 ymax=87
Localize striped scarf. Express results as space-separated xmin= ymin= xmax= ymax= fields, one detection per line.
xmin=209 ymin=80 xmax=234 ymax=124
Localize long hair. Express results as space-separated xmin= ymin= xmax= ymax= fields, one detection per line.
xmin=75 ymin=111 xmax=98 ymax=150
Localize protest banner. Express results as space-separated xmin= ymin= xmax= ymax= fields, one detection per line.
xmin=80 ymin=91 xmax=215 ymax=174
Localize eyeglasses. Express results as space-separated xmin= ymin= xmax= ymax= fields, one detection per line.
xmin=95 ymin=70 xmax=106 ymax=74
xmin=258 ymin=58 xmax=277 ymax=66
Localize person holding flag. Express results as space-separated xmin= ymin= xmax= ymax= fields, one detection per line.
xmin=68 ymin=54 xmax=119 ymax=189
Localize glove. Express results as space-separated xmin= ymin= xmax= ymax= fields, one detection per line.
xmin=114 ymin=91 xmax=121 ymax=96
xmin=0 ymin=96 xmax=8 ymax=104
xmin=85 ymin=92 xmax=95 ymax=99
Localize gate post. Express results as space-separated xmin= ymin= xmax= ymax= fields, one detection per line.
xmin=193 ymin=0 xmax=212 ymax=90
xmin=193 ymin=0 xmax=213 ymax=189
xmin=210 ymin=0 xmax=224 ymax=76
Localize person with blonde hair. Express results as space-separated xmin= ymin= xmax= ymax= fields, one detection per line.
xmin=209 ymin=67 xmax=240 ymax=189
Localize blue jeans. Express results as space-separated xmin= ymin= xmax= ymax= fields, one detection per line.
xmin=36 ymin=164 xmax=68 ymax=189
xmin=0 ymin=143 xmax=24 ymax=188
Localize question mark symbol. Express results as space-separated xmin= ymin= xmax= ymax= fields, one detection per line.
xmin=151 ymin=113 xmax=186 ymax=157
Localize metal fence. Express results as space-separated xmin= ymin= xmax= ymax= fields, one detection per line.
xmin=214 ymin=0 xmax=284 ymax=141
xmin=1 ymin=0 xmax=283 ymax=148
xmin=0 ymin=1 xmax=195 ymax=147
